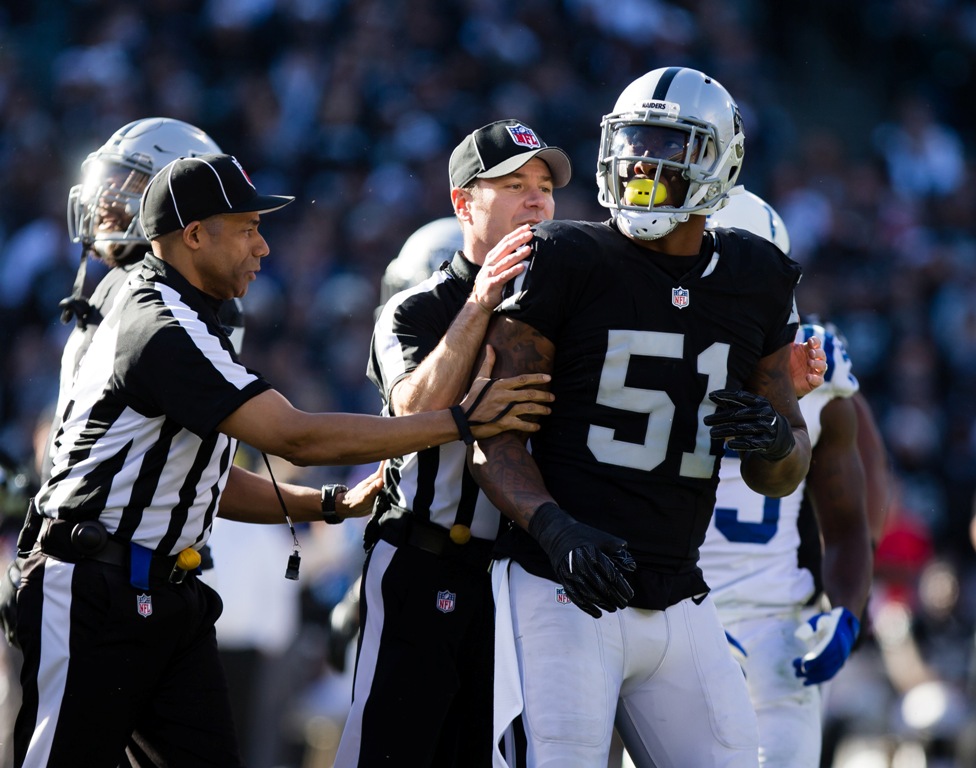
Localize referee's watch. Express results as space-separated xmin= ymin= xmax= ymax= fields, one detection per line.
xmin=321 ymin=484 xmax=349 ymax=524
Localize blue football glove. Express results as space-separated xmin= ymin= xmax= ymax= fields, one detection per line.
xmin=792 ymin=607 xmax=860 ymax=685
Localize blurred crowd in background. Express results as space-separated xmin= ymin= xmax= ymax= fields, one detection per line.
xmin=1 ymin=0 xmax=976 ymax=766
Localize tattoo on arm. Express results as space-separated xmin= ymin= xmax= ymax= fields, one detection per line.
xmin=747 ymin=345 xmax=802 ymax=425
xmin=473 ymin=433 xmax=552 ymax=529
xmin=487 ymin=317 xmax=554 ymax=379
xmin=472 ymin=317 xmax=556 ymax=528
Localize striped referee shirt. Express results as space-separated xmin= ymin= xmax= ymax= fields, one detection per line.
xmin=36 ymin=254 xmax=270 ymax=555
xmin=367 ymin=251 xmax=503 ymax=541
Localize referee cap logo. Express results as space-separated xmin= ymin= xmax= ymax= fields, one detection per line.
xmin=448 ymin=119 xmax=572 ymax=189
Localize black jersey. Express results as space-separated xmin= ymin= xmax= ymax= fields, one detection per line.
xmin=494 ymin=219 xmax=801 ymax=609
xmin=367 ymin=251 xmax=503 ymax=540
xmin=36 ymin=254 xmax=270 ymax=554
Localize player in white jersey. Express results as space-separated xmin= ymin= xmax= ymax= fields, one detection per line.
xmin=696 ymin=191 xmax=874 ymax=767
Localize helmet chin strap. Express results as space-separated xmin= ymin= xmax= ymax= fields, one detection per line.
xmin=58 ymin=242 xmax=93 ymax=328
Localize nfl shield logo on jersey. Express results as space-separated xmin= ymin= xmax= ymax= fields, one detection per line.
xmin=436 ymin=590 xmax=456 ymax=614
xmin=672 ymin=286 xmax=690 ymax=309
xmin=555 ymin=587 xmax=571 ymax=605
xmin=136 ymin=593 xmax=153 ymax=618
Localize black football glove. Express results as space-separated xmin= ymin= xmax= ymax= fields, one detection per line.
xmin=528 ymin=503 xmax=636 ymax=618
xmin=704 ymin=389 xmax=795 ymax=462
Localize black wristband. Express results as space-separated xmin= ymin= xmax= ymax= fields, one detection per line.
xmin=450 ymin=405 xmax=475 ymax=445
xmin=527 ymin=502 xmax=567 ymax=543
xmin=321 ymin=483 xmax=348 ymax=524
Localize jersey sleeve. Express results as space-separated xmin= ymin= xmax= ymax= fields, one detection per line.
xmin=495 ymin=221 xmax=595 ymax=343
xmin=735 ymin=231 xmax=802 ymax=357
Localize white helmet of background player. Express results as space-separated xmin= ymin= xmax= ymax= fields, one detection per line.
xmin=597 ymin=66 xmax=745 ymax=241
xmin=67 ymin=117 xmax=222 ymax=266
xmin=706 ymin=188 xmax=791 ymax=255
xmin=379 ymin=217 xmax=463 ymax=306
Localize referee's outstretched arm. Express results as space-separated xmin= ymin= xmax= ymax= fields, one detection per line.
xmin=217 ymin=350 xmax=552 ymax=467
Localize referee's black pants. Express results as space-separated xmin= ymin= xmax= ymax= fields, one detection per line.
xmin=14 ymin=553 xmax=242 ymax=768
xmin=336 ymin=537 xmax=494 ymax=767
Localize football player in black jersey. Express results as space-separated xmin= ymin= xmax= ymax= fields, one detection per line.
xmin=472 ymin=67 xmax=813 ymax=767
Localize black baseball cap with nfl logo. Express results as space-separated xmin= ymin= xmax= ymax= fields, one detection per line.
xmin=140 ymin=153 xmax=295 ymax=240
xmin=449 ymin=119 xmax=572 ymax=189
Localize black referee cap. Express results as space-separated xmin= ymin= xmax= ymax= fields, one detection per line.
xmin=141 ymin=153 xmax=294 ymax=240
xmin=449 ymin=120 xmax=571 ymax=190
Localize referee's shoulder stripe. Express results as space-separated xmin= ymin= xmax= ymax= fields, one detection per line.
xmin=155 ymin=283 xmax=257 ymax=391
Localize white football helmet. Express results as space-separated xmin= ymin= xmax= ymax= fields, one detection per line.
xmin=597 ymin=67 xmax=745 ymax=240
xmin=706 ymin=188 xmax=791 ymax=254
xmin=67 ymin=117 xmax=222 ymax=264
xmin=379 ymin=217 xmax=463 ymax=306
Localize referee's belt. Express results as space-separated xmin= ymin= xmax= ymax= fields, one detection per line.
xmin=37 ymin=517 xmax=184 ymax=584
xmin=378 ymin=516 xmax=494 ymax=569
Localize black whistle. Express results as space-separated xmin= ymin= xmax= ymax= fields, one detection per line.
xmin=285 ymin=552 xmax=301 ymax=581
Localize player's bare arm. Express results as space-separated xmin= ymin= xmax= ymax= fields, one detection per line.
xmin=220 ymin=349 xmax=553 ymax=466
xmin=469 ymin=315 xmax=555 ymax=530
xmin=392 ymin=226 xmax=534 ymax=415
xmin=739 ymin=343 xmax=812 ymax=496
xmin=481 ymin=313 xmax=555 ymax=383
xmin=851 ymin=391 xmax=890 ymax=546
xmin=807 ymin=397 xmax=873 ymax=617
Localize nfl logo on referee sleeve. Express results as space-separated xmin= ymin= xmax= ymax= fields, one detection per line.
xmin=436 ymin=590 xmax=456 ymax=613
xmin=672 ymin=286 xmax=690 ymax=309
xmin=555 ymin=587 xmax=571 ymax=605
xmin=137 ymin=594 xmax=153 ymax=618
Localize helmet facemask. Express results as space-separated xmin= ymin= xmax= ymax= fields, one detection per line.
xmin=67 ymin=151 xmax=154 ymax=266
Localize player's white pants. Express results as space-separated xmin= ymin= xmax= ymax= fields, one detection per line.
xmin=720 ymin=610 xmax=822 ymax=768
xmin=500 ymin=562 xmax=759 ymax=768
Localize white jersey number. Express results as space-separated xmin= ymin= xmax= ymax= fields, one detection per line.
xmin=587 ymin=330 xmax=728 ymax=478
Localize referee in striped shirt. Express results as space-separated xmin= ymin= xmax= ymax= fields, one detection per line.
xmin=335 ymin=121 xmax=571 ymax=767
xmin=14 ymin=153 xmax=553 ymax=768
